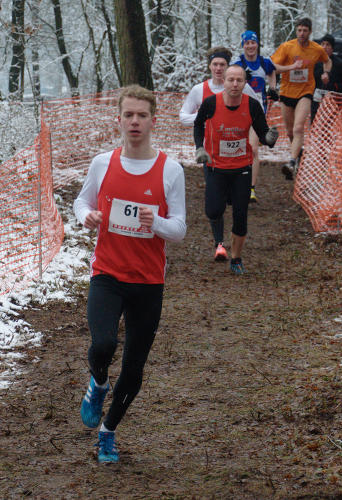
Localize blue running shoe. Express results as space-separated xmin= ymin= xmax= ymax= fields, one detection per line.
xmin=230 ymin=258 xmax=245 ymax=275
xmin=80 ymin=376 xmax=109 ymax=428
xmin=96 ymin=431 xmax=119 ymax=463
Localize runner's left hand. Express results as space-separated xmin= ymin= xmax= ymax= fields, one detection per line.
xmin=139 ymin=207 xmax=154 ymax=229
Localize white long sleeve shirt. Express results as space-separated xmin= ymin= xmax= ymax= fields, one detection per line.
xmin=179 ymin=79 xmax=258 ymax=126
xmin=74 ymin=150 xmax=186 ymax=243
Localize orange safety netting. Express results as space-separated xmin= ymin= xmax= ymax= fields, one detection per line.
xmin=41 ymin=92 xmax=306 ymax=188
xmin=41 ymin=91 xmax=196 ymax=188
xmin=0 ymin=119 xmax=64 ymax=295
xmin=1 ymin=90 xmax=341 ymax=295
xmin=293 ymin=92 xmax=342 ymax=233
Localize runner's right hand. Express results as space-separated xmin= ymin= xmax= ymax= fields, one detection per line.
xmin=84 ymin=210 xmax=103 ymax=230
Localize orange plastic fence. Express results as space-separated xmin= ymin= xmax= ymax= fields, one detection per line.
xmin=1 ymin=90 xmax=341 ymax=295
xmin=41 ymin=91 xmax=121 ymax=189
xmin=293 ymin=92 xmax=342 ymax=233
xmin=0 ymin=119 xmax=64 ymax=295
xmin=41 ymin=91 xmax=297 ymax=187
xmin=41 ymin=90 xmax=197 ymax=188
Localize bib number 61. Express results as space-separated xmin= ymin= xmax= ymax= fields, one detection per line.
xmin=124 ymin=204 xmax=138 ymax=217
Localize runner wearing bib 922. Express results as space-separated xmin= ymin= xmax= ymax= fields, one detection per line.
xmin=194 ymin=65 xmax=278 ymax=274
xmin=271 ymin=17 xmax=332 ymax=180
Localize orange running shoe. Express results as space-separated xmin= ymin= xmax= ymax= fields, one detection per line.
xmin=214 ymin=243 xmax=228 ymax=261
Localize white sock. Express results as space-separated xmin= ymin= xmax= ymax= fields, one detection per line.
xmin=100 ymin=422 xmax=114 ymax=433
xmin=94 ymin=378 xmax=109 ymax=389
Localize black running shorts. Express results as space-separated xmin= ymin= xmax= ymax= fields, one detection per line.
xmin=280 ymin=94 xmax=313 ymax=108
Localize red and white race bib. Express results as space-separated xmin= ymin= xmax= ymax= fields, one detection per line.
xmin=109 ymin=198 xmax=159 ymax=238
xmin=219 ymin=138 xmax=247 ymax=157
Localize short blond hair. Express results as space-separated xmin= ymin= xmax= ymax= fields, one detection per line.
xmin=118 ymin=85 xmax=156 ymax=116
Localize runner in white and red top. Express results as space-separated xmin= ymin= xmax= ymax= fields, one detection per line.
xmin=179 ymin=46 xmax=258 ymax=126
xmin=74 ymin=85 xmax=186 ymax=464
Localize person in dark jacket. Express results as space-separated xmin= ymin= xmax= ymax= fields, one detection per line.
xmin=312 ymin=34 xmax=342 ymax=122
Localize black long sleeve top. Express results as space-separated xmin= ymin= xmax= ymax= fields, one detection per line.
xmin=314 ymin=54 xmax=342 ymax=93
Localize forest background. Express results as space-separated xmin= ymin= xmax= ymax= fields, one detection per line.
xmin=1 ymin=0 xmax=342 ymax=103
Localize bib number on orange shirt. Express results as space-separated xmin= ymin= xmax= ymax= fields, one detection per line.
xmin=289 ymin=68 xmax=308 ymax=83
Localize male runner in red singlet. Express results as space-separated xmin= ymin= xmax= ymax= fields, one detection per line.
xmin=194 ymin=65 xmax=278 ymax=273
xmin=74 ymin=85 xmax=186 ymax=463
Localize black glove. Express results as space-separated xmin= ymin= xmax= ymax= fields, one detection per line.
xmin=267 ymin=88 xmax=279 ymax=101
xmin=195 ymin=147 xmax=211 ymax=164
xmin=265 ymin=126 xmax=279 ymax=147
xmin=245 ymin=69 xmax=253 ymax=82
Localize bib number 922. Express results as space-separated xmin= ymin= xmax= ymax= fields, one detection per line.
xmin=226 ymin=141 xmax=240 ymax=148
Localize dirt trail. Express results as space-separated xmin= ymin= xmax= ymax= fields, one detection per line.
xmin=1 ymin=163 xmax=342 ymax=500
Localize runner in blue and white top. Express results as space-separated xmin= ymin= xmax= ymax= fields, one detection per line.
xmin=233 ymin=30 xmax=277 ymax=112
xmin=232 ymin=30 xmax=278 ymax=203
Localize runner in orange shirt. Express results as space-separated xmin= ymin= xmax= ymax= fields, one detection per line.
xmin=271 ymin=17 xmax=332 ymax=180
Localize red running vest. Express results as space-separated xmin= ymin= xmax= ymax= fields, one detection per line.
xmin=202 ymin=80 xmax=215 ymax=101
xmin=91 ymin=147 xmax=168 ymax=284
xmin=204 ymin=92 xmax=253 ymax=170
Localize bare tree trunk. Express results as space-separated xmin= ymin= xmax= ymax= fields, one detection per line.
xmin=81 ymin=0 xmax=106 ymax=93
xmin=113 ymin=0 xmax=153 ymax=89
xmin=31 ymin=0 xmax=41 ymax=101
xmin=149 ymin=0 xmax=163 ymax=51
xmin=100 ymin=0 xmax=122 ymax=86
xmin=50 ymin=0 xmax=79 ymax=96
xmin=9 ymin=0 xmax=25 ymax=99
xmin=207 ymin=0 xmax=212 ymax=50
xmin=247 ymin=0 xmax=260 ymax=41
xmin=148 ymin=0 xmax=175 ymax=74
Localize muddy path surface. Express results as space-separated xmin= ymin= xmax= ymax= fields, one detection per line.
xmin=1 ymin=163 xmax=342 ymax=499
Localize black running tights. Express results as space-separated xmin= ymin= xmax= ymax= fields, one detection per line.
xmin=87 ymin=274 xmax=163 ymax=431
xmin=204 ymin=165 xmax=251 ymax=243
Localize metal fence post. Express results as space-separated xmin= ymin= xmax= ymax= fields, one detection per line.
xmin=37 ymin=132 xmax=42 ymax=280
